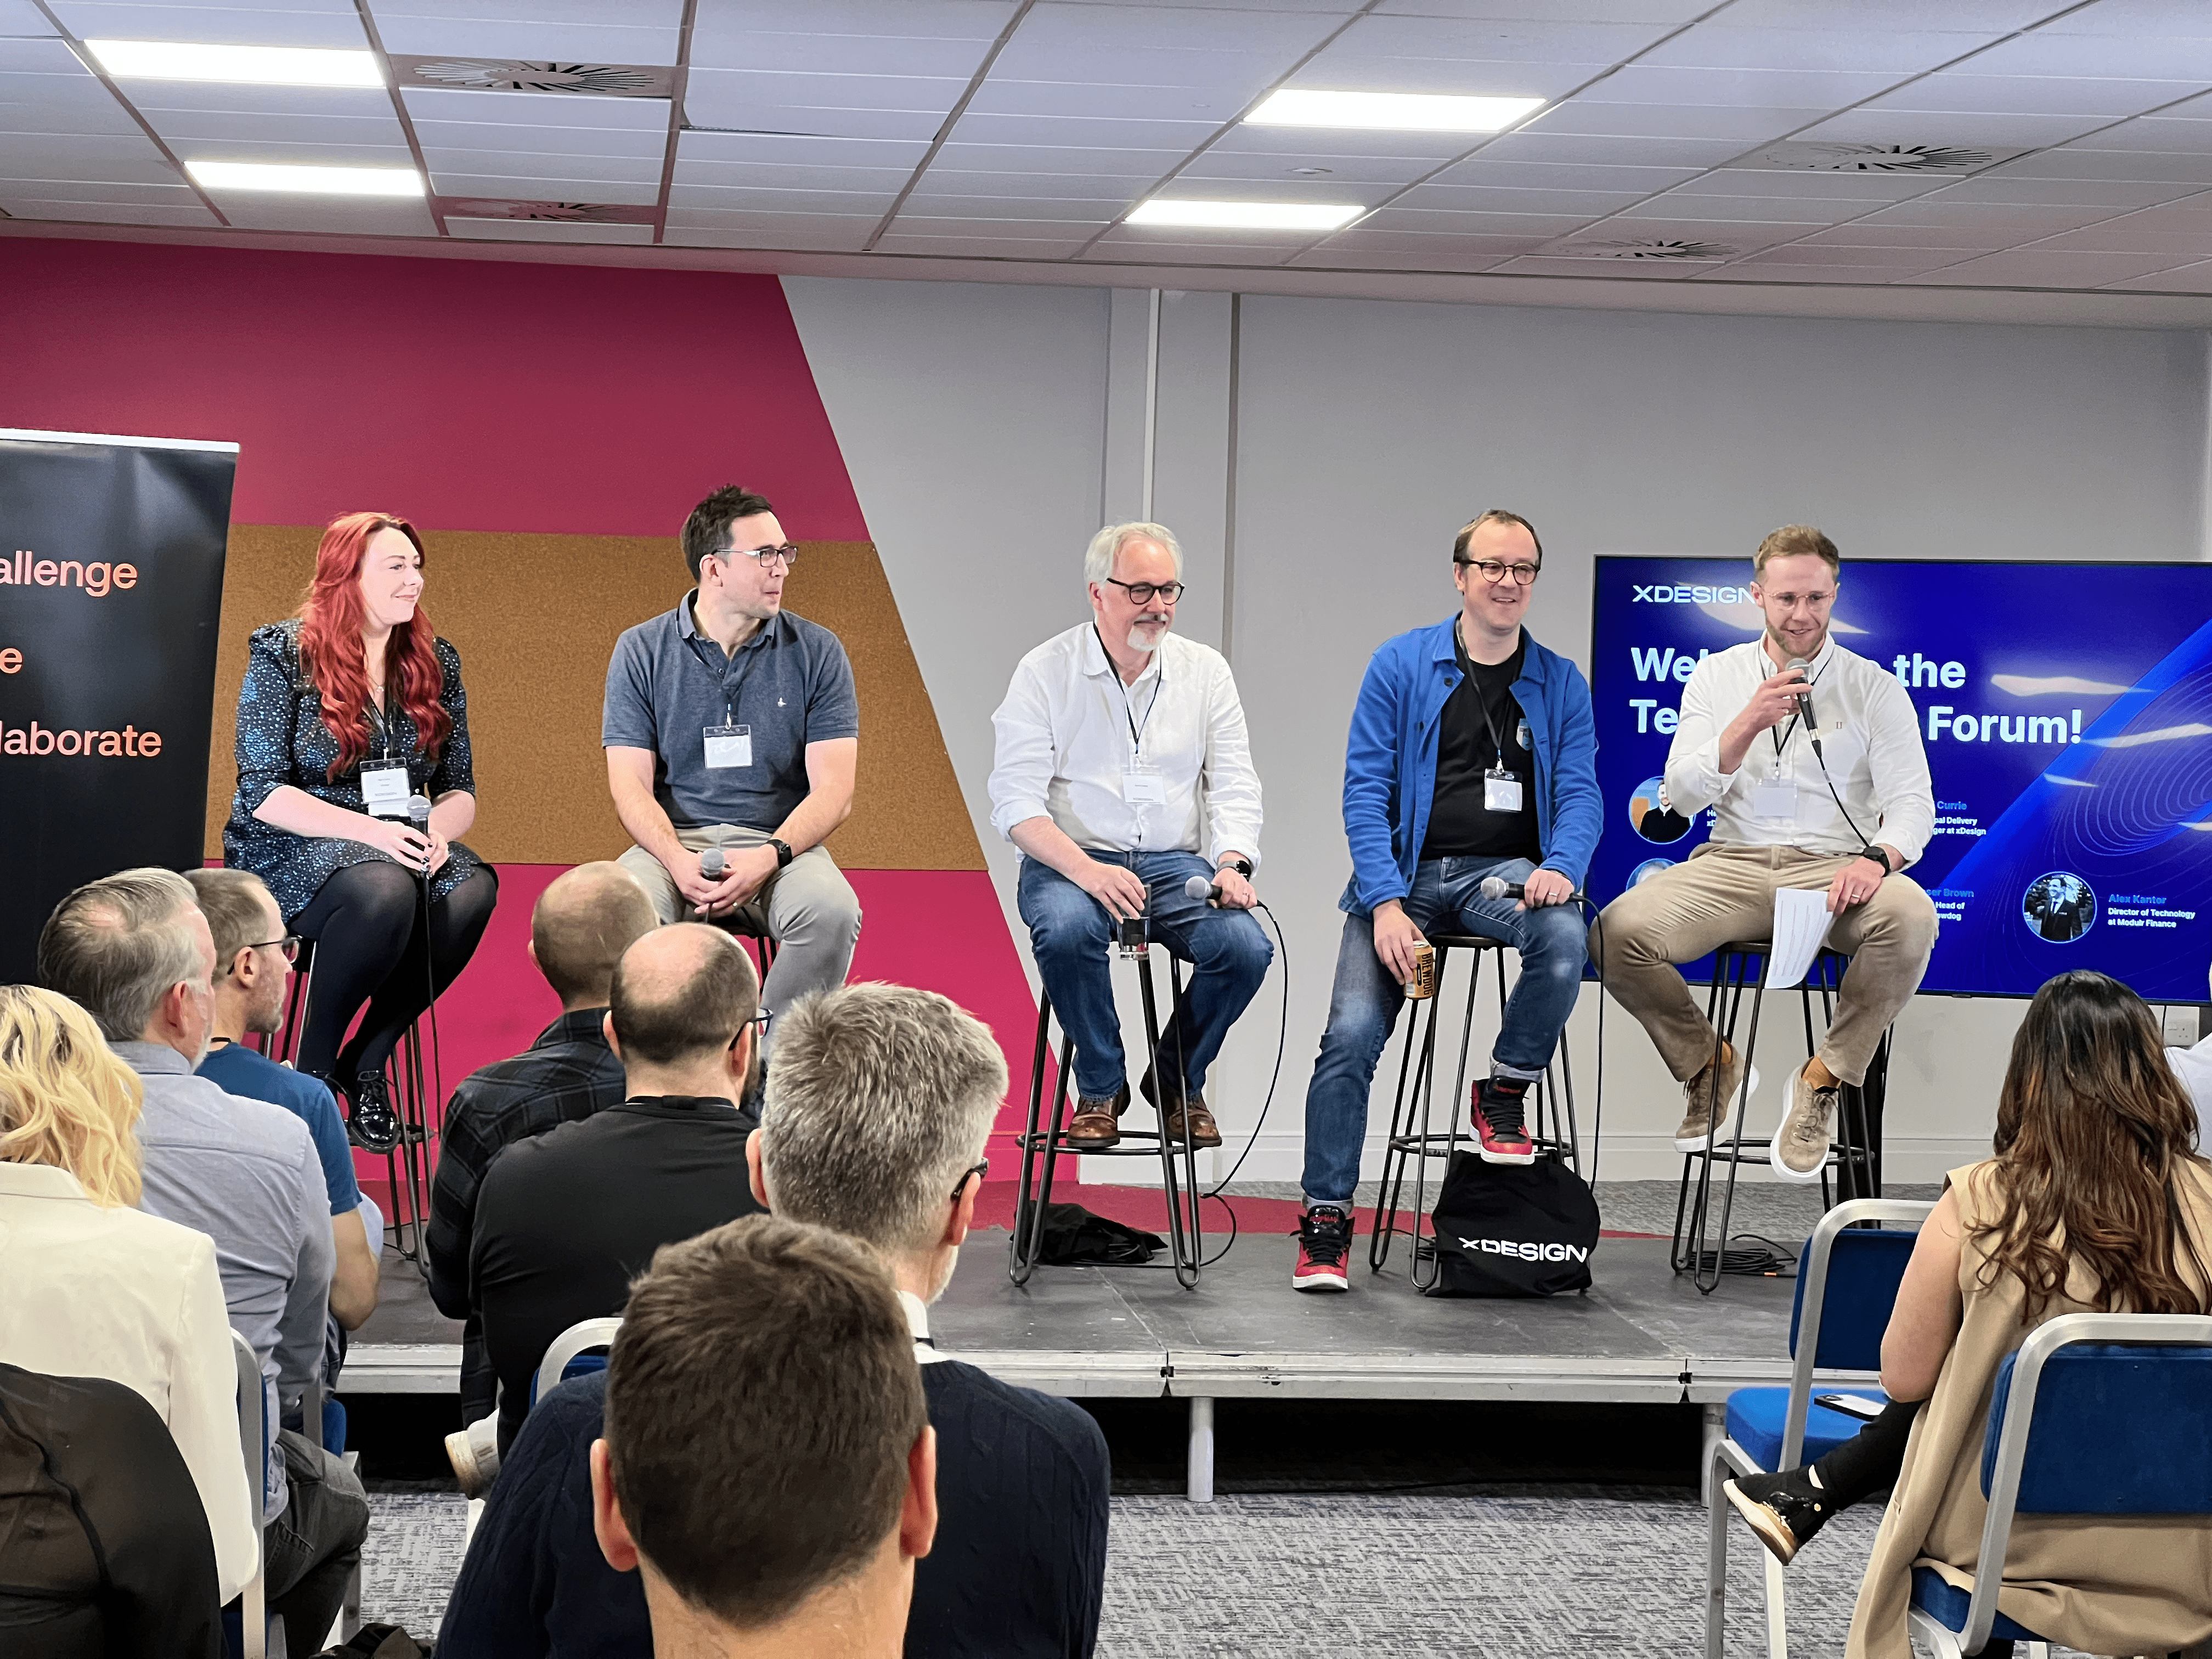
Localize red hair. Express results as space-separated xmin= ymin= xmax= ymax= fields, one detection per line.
xmin=296 ymin=511 xmax=450 ymax=781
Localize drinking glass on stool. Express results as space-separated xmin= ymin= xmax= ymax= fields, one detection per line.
xmin=1673 ymin=941 xmax=1889 ymax=1296
xmin=1008 ymin=936 xmax=1206 ymax=1290
xmin=1369 ymin=933 xmax=1582 ymax=1290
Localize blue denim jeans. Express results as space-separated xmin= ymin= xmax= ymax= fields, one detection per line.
xmin=1300 ymin=855 xmax=1588 ymax=1209
xmin=1017 ymin=850 xmax=1274 ymax=1103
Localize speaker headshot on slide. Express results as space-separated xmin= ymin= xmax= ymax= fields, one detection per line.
xmin=223 ymin=511 xmax=498 ymax=1155
xmin=1589 ymin=526 xmax=1938 ymax=1187
xmin=985 ymin=520 xmax=1271 ymax=1155
xmin=601 ymin=484 xmax=862 ymax=1058
xmin=1293 ymin=509 xmax=1601 ymax=1295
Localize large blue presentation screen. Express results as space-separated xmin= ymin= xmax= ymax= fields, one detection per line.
xmin=1588 ymin=557 xmax=2212 ymax=1000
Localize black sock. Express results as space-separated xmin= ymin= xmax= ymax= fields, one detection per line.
xmin=1808 ymin=1398 xmax=1921 ymax=1510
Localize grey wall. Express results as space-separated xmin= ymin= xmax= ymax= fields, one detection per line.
xmin=788 ymin=273 xmax=2212 ymax=1186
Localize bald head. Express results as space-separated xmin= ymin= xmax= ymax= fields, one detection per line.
xmin=533 ymin=862 xmax=658 ymax=1010
xmin=608 ymin=924 xmax=759 ymax=1068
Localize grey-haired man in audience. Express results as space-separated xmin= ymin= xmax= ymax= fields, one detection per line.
xmin=38 ymin=866 xmax=368 ymax=1656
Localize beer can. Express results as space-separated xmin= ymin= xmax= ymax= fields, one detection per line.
xmin=1406 ymin=941 xmax=1437 ymax=1000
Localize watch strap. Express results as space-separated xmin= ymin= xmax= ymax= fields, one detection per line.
xmin=768 ymin=837 xmax=794 ymax=869
xmin=1220 ymin=857 xmax=1253 ymax=878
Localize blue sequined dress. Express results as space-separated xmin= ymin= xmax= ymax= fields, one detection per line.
xmin=223 ymin=618 xmax=487 ymax=921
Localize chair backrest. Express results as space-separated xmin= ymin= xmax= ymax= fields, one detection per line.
xmin=230 ymin=1329 xmax=267 ymax=1659
xmin=1782 ymin=1199 xmax=1934 ymax=1464
xmin=1956 ymin=1311 xmax=2212 ymax=1655
xmin=533 ymin=1316 xmax=623 ymax=1409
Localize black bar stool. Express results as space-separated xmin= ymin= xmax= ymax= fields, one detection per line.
xmin=1672 ymin=940 xmax=1888 ymax=1295
xmin=1369 ymin=934 xmax=1581 ymax=1289
xmin=1008 ymin=948 xmax=1204 ymax=1290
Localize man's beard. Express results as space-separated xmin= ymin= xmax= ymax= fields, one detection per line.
xmin=246 ymin=991 xmax=286 ymax=1039
xmin=1768 ymin=621 xmax=1826 ymax=662
xmin=923 ymin=1242 xmax=962 ymax=1305
xmin=1126 ymin=617 xmax=1170 ymax=651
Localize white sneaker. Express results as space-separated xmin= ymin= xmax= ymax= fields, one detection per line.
xmin=1675 ymin=1051 xmax=1760 ymax=1153
xmin=1770 ymin=1060 xmax=1839 ymax=1183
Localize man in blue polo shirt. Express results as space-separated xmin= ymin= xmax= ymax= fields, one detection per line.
xmin=603 ymin=483 xmax=862 ymax=1036
xmin=1292 ymin=510 xmax=1601 ymax=1293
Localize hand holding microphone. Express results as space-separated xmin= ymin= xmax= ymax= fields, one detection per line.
xmin=1480 ymin=871 xmax=1582 ymax=911
xmin=407 ymin=794 xmax=450 ymax=876
xmin=1183 ymin=867 xmax=1258 ymax=911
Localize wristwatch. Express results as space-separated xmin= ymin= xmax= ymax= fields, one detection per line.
xmin=1858 ymin=847 xmax=1893 ymax=876
xmin=768 ymin=837 xmax=794 ymax=870
xmin=1220 ymin=857 xmax=1254 ymax=878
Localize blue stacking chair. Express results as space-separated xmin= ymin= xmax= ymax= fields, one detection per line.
xmin=1706 ymin=1197 xmax=1933 ymax=1659
xmin=1908 ymin=1311 xmax=2212 ymax=1658
xmin=223 ymin=1328 xmax=279 ymax=1659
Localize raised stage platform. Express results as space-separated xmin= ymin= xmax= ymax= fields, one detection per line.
xmin=340 ymin=1226 xmax=1874 ymax=1498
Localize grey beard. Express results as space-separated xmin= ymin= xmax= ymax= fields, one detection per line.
xmin=1126 ymin=619 xmax=1170 ymax=651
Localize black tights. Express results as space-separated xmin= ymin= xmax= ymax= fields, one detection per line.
xmin=291 ymin=861 xmax=498 ymax=1084
xmin=1807 ymin=1396 xmax=1921 ymax=1509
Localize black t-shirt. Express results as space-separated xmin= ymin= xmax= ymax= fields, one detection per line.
xmin=471 ymin=1094 xmax=764 ymax=1453
xmin=1421 ymin=624 xmax=1541 ymax=862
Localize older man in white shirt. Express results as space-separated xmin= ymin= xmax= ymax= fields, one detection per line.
xmin=988 ymin=521 xmax=1271 ymax=1150
xmin=1593 ymin=526 xmax=1938 ymax=1183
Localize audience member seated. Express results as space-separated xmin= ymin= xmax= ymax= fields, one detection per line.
xmin=469 ymin=922 xmax=767 ymax=1456
xmin=2164 ymin=963 xmax=2212 ymax=1139
xmin=426 ymin=860 xmax=659 ymax=1473
xmin=442 ymin=981 xmax=1112 ymax=1659
xmin=36 ymin=867 xmax=369 ymax=1657
xmin=0 ymin=1362 xmax=225 ymax=1659
xmin=600 ymin=1216 xmax=935 ymax=1657
xmin=187 ymin=867 xmax=381 ymax=1342
xmin=1721 ymin=970 xmax=2212 ymax=1658
xmin=0 ymin=983 xmax=254 ymax=1621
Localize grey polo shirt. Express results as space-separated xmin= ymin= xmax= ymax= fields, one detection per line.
xmin=602 ymin=596 xmax=860 ymax=832
xmin=116 ymin=1041 xmax=333 ymax=1519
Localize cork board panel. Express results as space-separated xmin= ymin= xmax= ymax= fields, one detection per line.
xmin=204 ymin=526 xmax=984 ymax=871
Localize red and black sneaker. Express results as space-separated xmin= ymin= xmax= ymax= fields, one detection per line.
xmin=1292 ymin=1205 xmax=1353 ymax=1292
xmin=1471 ymin=1079 xmax=1537 ymax=1165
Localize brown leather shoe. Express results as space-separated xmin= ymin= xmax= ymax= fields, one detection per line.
xmin=1064 ymin=1084 xmax=1128 ymax=1148
xmin=1165 ymin=1095 xmax=1222 ymax=1149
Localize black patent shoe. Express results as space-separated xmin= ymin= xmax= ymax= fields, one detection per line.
xmin=345 ymin=1071 xmax=402 ymax=1154
xmin=1723 ymin=1468 xmax=1832 ymax=1566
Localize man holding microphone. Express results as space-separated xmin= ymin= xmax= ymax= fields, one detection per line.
xmin=1591 ymin=526 xmax=1937 ymax=1184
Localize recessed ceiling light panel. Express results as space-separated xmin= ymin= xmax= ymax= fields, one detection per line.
xmin=86 ymin=40 xmax=383 ymax=88
xmin=185 ymin=161 xmax=424 ymax=197
xmin=1127 ymin=198 xmax=1361 ymax=232
xmin=1246 ymin=89 xmax=1544 ymax=134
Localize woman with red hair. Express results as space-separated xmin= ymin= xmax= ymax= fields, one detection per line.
xmin=223 ymin=511 xmax=496 ymax=1151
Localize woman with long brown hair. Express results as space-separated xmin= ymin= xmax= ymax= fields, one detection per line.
xmin=223 ymin=510 xmax=496 ymax=1150
xmin=1725 ymin=969 xmax=2211 ymax=1656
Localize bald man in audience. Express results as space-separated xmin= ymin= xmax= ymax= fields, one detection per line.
xmin=469 ymin=923 xmax=768 ymax=1455
xmin=427 ymin=861 xmax=660 ymax=1488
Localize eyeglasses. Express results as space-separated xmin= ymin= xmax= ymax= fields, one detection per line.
xmin=227 ymin=935 xmax=301 ymax=975
xmin=951 ymin=1158 xmax=990 ymax=1201
xmin=1105 ymin=577 xmax=1185 ymax=606
xmin=1455 ymin=557 xmax=1541 ymax=587
xmin=729 ymin=1008 xmax=772 ymax=1051
xmin=718 ymin=543 xmax=799 ymax=570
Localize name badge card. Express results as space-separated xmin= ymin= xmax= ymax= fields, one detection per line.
xmin=1124 ymin=764 xmax=1167 ymax=805
xmin=704 ymin=724 xmax=753 ymax=769
xmin=1483 ymin=767 xmax=1523 ymax=815
xmin=1750 ymin=774 xmax=1797 ymax=821
xmin=360 ymin=759 xmax=409 ymax=820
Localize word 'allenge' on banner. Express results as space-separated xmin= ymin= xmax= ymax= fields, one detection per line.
xmin=1592 ymin=556 xmax=2212 ymax=1002
xmin=0 ymin=429 xmax=236 ymax=983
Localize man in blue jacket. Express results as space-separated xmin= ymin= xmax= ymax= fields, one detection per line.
xmin=1295 ymin=510 xmax=1601 ymax=1292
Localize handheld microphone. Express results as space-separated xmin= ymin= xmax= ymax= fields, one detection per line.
xmin=1784 ymin=657 xmax=1816 ymax=731
xmin=699 ymin=847 xmax=726 ymax=880
xmin=407 ymin=794 xmax=433 ymax=877
xmin=1479 ymin=874 xmax=1585 ymax=904
xmin=1184 ymin=873 xmax=1223 ymax=904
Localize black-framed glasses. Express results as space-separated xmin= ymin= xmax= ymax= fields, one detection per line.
xmin=1455 ymin=557 xmax=1541 ymax=586
xmin=1105 ymin=577 xmax=1185 ymax=606
xmin=227 ymin=935 xmax=301 ymax=975
xmin=717 ymin=542 xmax=799 ymax=569
xmin=729 ymin=1008 xmax=772 ymax=1052
xmin=952 ymin=1158 xmax=990 ymax=1201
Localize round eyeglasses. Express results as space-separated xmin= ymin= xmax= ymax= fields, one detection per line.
xmin=1455 ymin=557 xmax=1541 ymax=587
xmin=227 ymin=935 xmax=301 ymax=977
xmin=719 ymin=543 xmax=799 ymax=569
xmin=1105 ymin=577 xmax=1185 ymax=605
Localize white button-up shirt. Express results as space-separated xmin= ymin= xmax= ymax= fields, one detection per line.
xmin=988 ymin=623 xmax=1263 ymax=867
xmin=1664 ymin=636 xmax=1936 ymax=865
xmin=0 ymin=1160 xmax=258 ymax=1601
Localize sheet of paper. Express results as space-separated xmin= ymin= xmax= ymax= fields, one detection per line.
xmin=1768 ymin=887 xmax=1836 ymax=990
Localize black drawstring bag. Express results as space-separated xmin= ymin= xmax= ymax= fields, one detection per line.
xmin=1034 ymin=1203 xmax=1166 ymax=1266
xmin=1423 ymin=1150 xmax=1600 ymax=1297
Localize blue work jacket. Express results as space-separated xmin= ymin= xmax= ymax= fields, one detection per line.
xmin=1339 ymin=617 xmax=1602 ymax=916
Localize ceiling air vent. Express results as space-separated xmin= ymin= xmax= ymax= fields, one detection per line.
xmin=390 ymin=56 xmax=675 ymax=98
xmin=1734 ymin=142 xmax=2025 ymax=174
xmin=1541 ymin=236 xmax=1737 ymax=261
xmin=437 ymin=199 xmax=658 ymax=224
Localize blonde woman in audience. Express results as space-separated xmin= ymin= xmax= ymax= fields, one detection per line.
xmin=0 ymin=984 xmax=257 ymax=1603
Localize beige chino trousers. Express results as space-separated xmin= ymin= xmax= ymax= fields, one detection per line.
xmin=1588 ymin=843 xmax=1938 ymax=1087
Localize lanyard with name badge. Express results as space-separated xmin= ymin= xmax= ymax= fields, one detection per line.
xmin=1097 ymin=625 xmax=1168 ymax=805
xmin=1751 ymin=655 xmax=1825 ymax=822
xmin=360 ymin=699 xmax=410 ymax=819
xmin=1460 ymin=623 xmax=1523 ymax=815
xmin=691 ymin=621 xmax=763 ymax=771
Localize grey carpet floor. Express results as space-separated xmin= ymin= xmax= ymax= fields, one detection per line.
xmin=362 ymin=1484 xmax=2078 ymax=1656
xmin=1231 ymin=1179 xmax=1944 ymax=1240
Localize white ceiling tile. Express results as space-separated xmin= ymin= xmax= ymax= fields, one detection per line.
xmin=872 ymin=233 xmax=1091 ymax=256
xmin=686 ymin=69 xmax=969 ymax=117
xmin=663 ymin=225 xmax=871 ymax=250
xmin=398 ymin=86 xmax=669 ymax=131
xmin=1324 ymin=14 xmax=1679 ymax=64
xmin=1549 ymin=217 xmax=1808 ymax=249
xmin=1793 ymin=109 xmax=2115 ymax=147
xmin=1145 ymin=177 xmax=1392 ymax=208
xmin=1391 ymin=182 xmax=1652 ymax=215
xmin=211 ymin=195 xmax=438 ymax=234
xmin=380 ymin=0 xmax=679 ymax=23
xmin=1793 ymin=221 xmax=2040 ymax=250
xmin=412 ymin=122 xmax=664 ymax=160
xmin=428 ymin=169 xmax=657 ymax=203
xmin=2029 ymin=222 xmax=2212 ymax=255
xmin=889 ymin=191 xmax=1128 ymax=218
xmin=1521 ymin=101 xmax=1818 ymax=142
xmin=667 ymin=183 xmax=894 ymax=214
xmin=1278 ymin=55 xmax=1602 ymax=101
xmin=675 ymin=129 xmax=928 ymax=168
xmin=126 ymin=83 xmax=396 ymax=119
xmin=1927 ymin=175 xmax=2204 ymax=208
xmin=2101 ymin=257 xmax=2212 ymax=289
xmin=965 ymin=78 xmax=1250 ymax=122
xmin=0 ymin=0 xmax=57 ymax=30
xmin=1676 ymin=167 xmax=1941 ymax=200
xmin=1355 ymin=205 xmax=1606 ymax=236
xmin=689 ymin=1 xmax=1013 ymax=71
xmin=946 ymin=111 xmax=1216 ymax=150
xmin=887 ymin=213 xmax=1107 ymax=236
xmin=1366 ymin=1 xmax=1712 ymax=26
xmin=0 ymin=176 xmax=188 ymax=202
xmin=1635 ymin=26 xmax=2000 ymax=75
xmin=1614 ymin=193 xmax=1869 ymax=224
xmin=1727 ymin=241 xmax=1977 ymax=267
xmin=47 ymin=2 xmax=368 ymax=49
xmin=682 ymin=71 xmax=949 ymax=140
xmin=0 ymin=130 xmax=168 ymax=168
xmin=1204 ymin=123 xmax=1478 ymax=161
xmin=664 ymin=204 xmax=879 ymax=230
xmin=990 ymin=4 xmax=1330 ymax=90
xmin=143 ymin=111 xmax=407 ymax=149
xmin=446 ymin=215 xmax=656 ymax=242
xmin=2039 ymin=1 xmax=2212 ymax=35
xmin=1690 ymin=264 xmax=1898 ymax=283
xmin=368 ymin=14 xmax=676 ymax=64
xmin=2069 ymin=117 xmax=2212 ymax=154
xmin=1474 ymin=131 xmax=1756 ymax=168
xmin=1291 ymin=246 xmax=1517 ymax=272
xmin=1710 ymin=1 xmax=2061 ymax=26
xmin=928 ymin=140 xmax=1186 ymax=176
xmin=0 ymin=39 xmax=93 ymax=75
xmin=1908 ymin=248 xmax=2197 ymax=286
xmin=1482 ymin=253 xmax=1696 ymax=277
xmin=1308 ymin=226 xmax=1550 ymax=256
xmin=2089 ymin=198 xmax=2212 ymax=230
xmin=1865 ymin=74 xmax=2211 ymax=120
xmin=0 ymin=89 xmax=144 ymax=138
xmin=419 ymin=144 xmax=659 ymax=178
xmin=0 ymin=197 xmax=217 ymax=224
xmin=1577 ymin=65 xmax=1910 ymax=108
xmin=1180 ymin=149 xmax=1438 ymax=185
xmin=702 ymin=32 xmax=994 ymax=79
xmin=1961 ymin=32 xmax=2212 ymax=81
xmin=1982 ymin=147 xmax=2212 ymax=183
xmin=1849 ymin=199 xmax=2118 ymax=234
xmin=673 ymin=158 xmax=913 ymax=192
xmin=1421 ymin=158 xmax=1702 ymax=191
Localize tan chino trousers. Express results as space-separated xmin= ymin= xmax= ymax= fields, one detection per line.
xmin=1588 ymin=843 xmax=1938 ymax=1087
